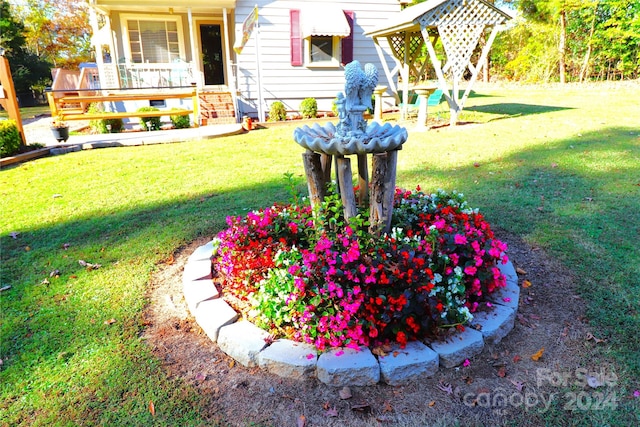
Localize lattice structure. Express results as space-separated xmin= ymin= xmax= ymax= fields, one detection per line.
xmin=438 ymin=23 xmax=484 ymax=81
xmin=387 ymin=32 xmax=425 ymax=81
xmin=416 ymin=0 xmax=508 ymax=81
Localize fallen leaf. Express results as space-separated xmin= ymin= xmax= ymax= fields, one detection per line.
xmin=339 ymin=386 xmax=352 ymax=400
xmin=473 ymin=162 xmax=480 ymax=168
xmin=79 ymin=260 xmax=102 ymax=270
xmin=497 ymin=366 xmax=507 ymax=378
xmin=9 ymin=232 xmax=19 ymax=239
xmin=513 ymin=354 xmax=522 ymax=363
xmin=531 ymin=347 xmax=545 ymax=361
xmin=228 ymin=360 xmax=235 ymax=369
xmin=372 ymin=346 xmax=388 ymax=357
xmin=40 ymin=278 xmax=50 ymax=286
xmin=522 ymin=280 xmax=532 ymax=288
xmin=53 ymin=194 xmax=62 ymax=198
xmin=324 ymin=407 xmax=338 ymax=417
xmin=462 ymin=375 xmax=474 ymax=384
xmin=62 ymin=243 xmax=70 ymax=250
xmin=437 ymin=381 xmax=453 ymax=395
xmin=585 ymin=332 xmax=606 ymax=344
xmin=297 ymin=414 xmax=306 ymax=427
xmin=50 ymin=269 xmax=60 ymax=278
xmin=0 ymin=285 xmax=11 ymax=292
xmin=428 ymin=400 xmax=436 ymax=407
xmin=195 ymin=372 xmax=207 ymax=382
xmin=351 ymin=403 xmax=371 ymax=413
xmin=25 ymin=246 xmax=31 ymax=251
xmin=551 ymin=162 xmax=558 ymax=168
xmin=149 ymin=400 xmax=155 ymax=417
xmin=509 ymin=379 xmax=525 ymax=391
xmin=383 ymin=401 xmax=393 ymax=413
xmin=165 ymin=254 xmax=175 ymax=265
xmin=516 ymin=267 xmax=527 ymax=275
xmin=104 ymin=318 xmax=116 ymax=325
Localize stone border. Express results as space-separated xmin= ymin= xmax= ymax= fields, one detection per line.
xmin=183 ymin=240 xmax=519 ymax=386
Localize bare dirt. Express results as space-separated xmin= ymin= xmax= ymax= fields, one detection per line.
xmin=144 ymin=230 xmax=607 ymax=426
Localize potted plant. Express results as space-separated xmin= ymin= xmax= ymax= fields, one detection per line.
xmin=50 ymin=114 xmax=70 ymax=142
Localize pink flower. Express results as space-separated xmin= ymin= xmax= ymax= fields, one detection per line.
xmin=486 ymin=302 xmax=493 ymax=307
xmin=503 ymin=297 xmax=511 ymax=303
xmin=306 ymin=353 xmax=315 ymax=359
xmin=335 ymin=350 xmax=344 ymax=357
xmin=463 ymin=359 xmax=471 ymax=367
xmin=464 ymin=266 xmax=477 ymax=276
xmin=633 ymin=390 xmax=640 ymax=398
xmin=454 ymin=234 xmax=468 ymax=245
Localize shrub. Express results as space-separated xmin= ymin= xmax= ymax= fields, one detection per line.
xmin=268 ymin=101 xmax=287 ymax=122
xmin=0 ymin=120 xmax=22 ymax=158
xmin=170 ymin=109 xmax=191 ymax=129
xmin=87 ymin=103 xmax=124 ymax=134
xmin=299 ymin=98 xmax=317 ymax=119
xmin=137 ymin=106 xmax=161 ymax=131
xmin=212 ymin=185 xmax=509 ymax=351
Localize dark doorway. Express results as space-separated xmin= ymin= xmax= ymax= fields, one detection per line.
xmin=200 ymin=24 xmax=224 ymax=85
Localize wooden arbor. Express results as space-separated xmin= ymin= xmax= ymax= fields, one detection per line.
xmin=365 ymin=0 xmax=511 ymax=125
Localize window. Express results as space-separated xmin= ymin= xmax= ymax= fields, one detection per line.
xmin=308 ymin=36 xmax=339 ymax=65
xmin=124 ymin=16 xmax=183 ymax=63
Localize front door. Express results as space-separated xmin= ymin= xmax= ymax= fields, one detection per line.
xmin=200 ymin=24 xmax=224 ymax=85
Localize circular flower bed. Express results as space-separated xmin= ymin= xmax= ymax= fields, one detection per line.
xmin=212 ymin=185 xmax=508 ymax=352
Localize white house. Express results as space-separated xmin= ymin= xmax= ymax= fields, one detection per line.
xmin=84 ymin=0 xmax=403 ymax=124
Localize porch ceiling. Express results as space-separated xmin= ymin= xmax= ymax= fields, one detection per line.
xmin=90 ymin=0 xmax=236 ymax=14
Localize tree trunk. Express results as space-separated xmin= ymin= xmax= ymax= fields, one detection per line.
xmin=579 ymin=3 xmax=598 ymax=83
xmin=559 ymin=10 xmax=567 ymax=84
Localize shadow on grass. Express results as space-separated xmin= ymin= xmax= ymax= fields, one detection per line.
xmin=466 ymin=102 xmax=574 ymax=118
xmin=401 ymin=125 xmax=639 ymax=352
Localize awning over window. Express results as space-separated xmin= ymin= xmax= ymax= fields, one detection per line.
xmin=301 ymin=6 xmax=351 ymax=39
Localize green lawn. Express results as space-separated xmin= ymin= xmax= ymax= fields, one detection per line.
xmin=1 ymin=83 xmax=639 ymax=425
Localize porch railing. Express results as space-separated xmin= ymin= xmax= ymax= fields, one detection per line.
xmin=101 ymin=62 xmax=195 ymax=89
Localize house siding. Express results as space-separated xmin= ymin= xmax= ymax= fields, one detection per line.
xmin=234 ymin=0 xmax=401 ymax=117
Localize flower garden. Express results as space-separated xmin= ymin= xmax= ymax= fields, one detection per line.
xmin=212 ymin=183 xmax=509 ymax=352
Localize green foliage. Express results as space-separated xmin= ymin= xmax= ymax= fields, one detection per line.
xmin=268 ymin=101 xmax=287 ymax=122
xmin=299 ymin=98 xmax=317 ymax=119
xmin=169 ymin=109 xmax=190 ymax=129
xmin=1 ymin=1 xmax=52 ymax=92
xmin=87 ymin=103 xmax=124 ymax=134
xmin=137 ymin=106 xmax=161 ymax=131
xmin=0 ymin=120 xmax=22 ymax=157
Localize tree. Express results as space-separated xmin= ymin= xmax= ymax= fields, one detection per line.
xmin=11 ymin=0 xmax=92 ymax=69
xmin=0 ymin=1 xmax=51 ymax=92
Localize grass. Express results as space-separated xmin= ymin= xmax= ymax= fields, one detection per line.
xmin=0 ymin=105 xmax=50 ymax=120
xmin=1 ymin=82 xmax=639 ymax=425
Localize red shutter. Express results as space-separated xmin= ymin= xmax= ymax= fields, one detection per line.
xmin=341 ymin=11 xmax=354 ymax=66
xmin=290 ymin=9 xmax=303 ymax=66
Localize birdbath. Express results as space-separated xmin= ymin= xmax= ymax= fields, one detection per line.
xmin=293 ymin=61 xmax=408 ymax=235
xmin=413 ymin=83 xmax=438 ymax=129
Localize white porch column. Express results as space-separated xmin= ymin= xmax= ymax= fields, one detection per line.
xmin=187 ymin=8 xmax=200 ymax=87
xmin=223 ymin=7 xmax=239 ymax=123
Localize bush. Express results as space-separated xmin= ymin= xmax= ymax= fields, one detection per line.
xmin=0 ymin=120 xmax=22 ymax=158
xmin=299 ymin=98 xmax=317 ymax=119
xmin=137 ymin=106 xmax=161 ymax=131
xmin=170 ymin=109 xmax=191 ymax=129
xmin=268 ymin=101 xmax=287 ymax=122
xmin=87 ymin=103 xmax=124 ymax=134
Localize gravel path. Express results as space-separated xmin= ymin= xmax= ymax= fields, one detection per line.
xmin=22 ymin=114 xmax=91 ymax=147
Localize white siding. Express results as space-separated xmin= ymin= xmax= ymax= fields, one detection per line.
xmin=234 ymin=0 xmax=401 ymax=116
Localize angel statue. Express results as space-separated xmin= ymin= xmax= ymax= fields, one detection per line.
xmin=338 ymin=60 xmax=379 ymax=137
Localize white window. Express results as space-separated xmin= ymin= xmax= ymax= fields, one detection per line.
xmin=306 ymin=36 xmax=341 ymax=67
xmin=122 ymin=15 xmax=184 ymax=63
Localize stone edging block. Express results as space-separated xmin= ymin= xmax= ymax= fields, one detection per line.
xmin=428 ymin=327 xmax=484 ymax=368
xmin=258 ymin=339 xmax=318 ymax=380
xmin=472 ymin=303 xmax=516 ymax=345
xmin=317 ymin=347 xmax=380 ymax=386
xmin=378 ymin=341 xmax=439 ymax=386
xmin=218 ymin=321 xmax=269 ymax=367
xmin=184 ymin=241 xmax=520 ymax=384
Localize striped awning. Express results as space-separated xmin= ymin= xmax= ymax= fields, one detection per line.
xmin=301 ymin=6 xmax=351 ymax=38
